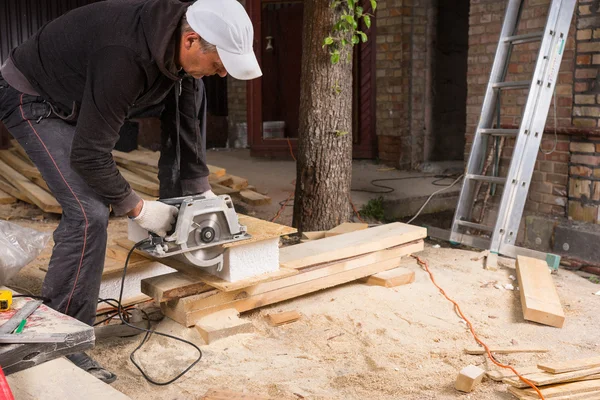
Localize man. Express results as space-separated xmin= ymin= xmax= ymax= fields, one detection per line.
xmin=0 ymin=0 xmax=261 ymax=383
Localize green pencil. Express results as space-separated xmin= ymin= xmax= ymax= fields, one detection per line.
xmin=14 ymin=319 xmax=26 ymax=334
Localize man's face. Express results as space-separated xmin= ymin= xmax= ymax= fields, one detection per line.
xmin=179 ymin=33 xmax=228 ymax=79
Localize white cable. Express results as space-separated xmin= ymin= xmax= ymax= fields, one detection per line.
xmin=406 ymin=174 xmax=464 ymax=225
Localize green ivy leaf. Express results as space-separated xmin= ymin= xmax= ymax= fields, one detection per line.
xmin=359 ymin=31 xmax=368 ymax=42
xmin=323 ymin=37 xmax=334 ymax=47
xmin=363 ymin=15 xmax=371 ymax=29
xmin=356 ymin=6 xmax=363 ymax=17
xmin=343 ymin=15 xmax=355 ymax=25
xmin=331 ymin=51 xmax=340 ymax=64
xmin=370 ymin=0 xmax=377 ymax=11
xmin=335 ymin=130 xmax=349 ymax=137
xmin=341 ymin=38 xmax=348 ymax=46
xmin=352 ymin=35 xmax=360 ymax=45
xmin=346 ymin=0 xmax=356 ymax=8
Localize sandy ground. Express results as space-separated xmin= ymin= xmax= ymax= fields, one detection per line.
xmin=3 ymin=202 xmax=600 ymax=400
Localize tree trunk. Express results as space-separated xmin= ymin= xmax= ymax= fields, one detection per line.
xmin=293 ymin=0 xmax=353 ymax=233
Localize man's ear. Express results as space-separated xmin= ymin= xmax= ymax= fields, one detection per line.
xmin=183 ymin=32 xmax=200 ymax=51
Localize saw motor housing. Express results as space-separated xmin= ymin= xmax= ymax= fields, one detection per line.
xmin=134 ymin=194 xmax=251 ymax=270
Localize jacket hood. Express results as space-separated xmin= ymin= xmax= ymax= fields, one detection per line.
xmin=140 ymin=0 xmax=189 ymax=80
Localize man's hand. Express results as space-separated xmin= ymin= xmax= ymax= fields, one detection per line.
xmin=131 ymin=200 xmax=178 ymax=237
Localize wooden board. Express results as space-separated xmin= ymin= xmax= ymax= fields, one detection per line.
xmin=141 ymin=272 xmax=211 ymax=303
xmin=509 ymin=390 xmax=600 ymax=400
xmin=486 ymin=366 xmax=543 ymax=382
xmin=0 ymin=150 xmax=41 ymax=180
xmin=162 ymin=241 xmax=423 ymax=326
xmin=7 ymin=357 xmax=132 ymax=400
xmin=238 ymin=190 xmax=271 ymax=206
xmin=280 ymin=223 xmax=427 ymax=269
xmin=224 ymin=215 xmax=296 ymax=248
xmin=112 ymin=149 xmax=159 ymax=172
xmin=266 ymin=311 xmax=301 ymax=326
xmin=504 ymin=368 xmax=600 ymax=388
xmin=516 ymin=255 xmax=565 ymax=328
xmin=40 ymin=251 xmax=153 ymax=276
xmin=118 ymin=167 xmax=160 ymax=196
xmin=211 ymin=183 xmax=238 ymax=195
xmin=31 ymin=176 xmax=50 ymax=192
xmin=194 ymin=308 xmax=254 ymax=344
xmin=0 ymin=296 xmax=94 ymax=375
xmin=325 ymin=222 xmax=369 ymax=237
xmin=361 ymin=268 xmax=415 ymax=288
xmin=0 ymin=159 xmax=61 ymax=214
xmin=0 ymin=175 xmax=30 ymax=203
xmin=227 ymin=175 xmax=249 ymax=191
xmin=465 ymin=347 xmax=548 ymax=355
xmin=301 ymin=231 xmax=327 ymax=241
xmin=209 ymin=174 xmax=234 ymax=187
xmin=0 ymin=188 xmax=16 ymax=204
xmin=122 ymin=165 xmax=159 ymax=184
xmin=507 ymin=379 xmax=600 ymax=399
xmin=115 ymin=238 xmax=298 ymax=292
xmin=208 ymin=165 xmax=226 ymax=178
xmin=202 ymin=389 xmax=269 ymax=400
xmin=539 ymin=357 xmax=600 ymax=374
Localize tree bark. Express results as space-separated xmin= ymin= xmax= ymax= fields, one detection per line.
xmin=293 ymin=0 xmax=354 ymax=232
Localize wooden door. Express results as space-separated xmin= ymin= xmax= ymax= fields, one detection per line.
xmin=247 ymin=0 xmax=376 ymax=159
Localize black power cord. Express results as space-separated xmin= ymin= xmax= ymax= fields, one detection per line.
xmin=351 ymin=174 xmax=457 ymax=194
xmin=112 ymin=239 xmax=203 ymax=385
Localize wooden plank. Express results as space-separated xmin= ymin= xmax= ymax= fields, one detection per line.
xmin=211 ymin=183 xmax=238 ymax=195
xmin=504 ymin=368 xmax=600 ymax=388
xmin=194 ymin=309 xmax=254 ymax=344
xmin=465 ymin=347 xmax=549 ymax=355
xmin=238 ymin=190 xmax=271 ymax=206
xmin=118 ymin=167 xmax=160 ymax=196
xmin=280 ymin=223 xmax=427 ymax=269
xmin=226 ymin=175 xmax=248 ymax=191
xmin=141 ymin=272 xmax=211 ymax=303
xmin=0 ymin=176 xmax=30 ymax=203
xmin=122 ymin=165 xmax=159 ymax=184
xmin=486 ymin=366 xmax=543 ymax=382
xmin=112 ymin=149 xmax=159 ymax=172
xmin=266 ymin=311 xmax=301 ymax=326
xmin=0 ymin=188 xmax=16 ymax=204
xmin=0 ymin=150 xmax=41 ymax=180
xmin=361 ymin=268 xmax=415 ymax=288
xmin=31 ymin=176 xmax=50 ymax=192
xmin=516 ymin=255 xmax=565 ymax=328
xmin=301 ymin=231 xmax=327 ymax=241
xmin=106 ymin=244 xmax=147 ymax=263
xmin=202 ymin=389 xmax=269 ymax=400
xmin=325 ymin=222 xmax=369 ymax=238
xmin=509 ymin=389 xmax=600 ymax=400
xmin=539 ymin=357 xmax=600 ymax=374
xmin=115 ymin=238 xmax=298 ymax=292
xmin=224 ymin=215 xmax=296 ymax=248
xmin=508 ymin=380 xmax=600 ymax=399
xmin=0 ymin=159 xmax=61 ymax=214
xmin=168 ymin=243 xmax=421 ymax=315
xmin=162 ymin=241 xmax=423 ymax=326
xmin=209 ymin=174 xmax=234 ymax=187
xmin=208 ymin=165 xmax=226 ymax=178
xmin=455 ymin=365 xmax=485 ymax=392
xmin=40 ymin=254 xmax=153 ymax=276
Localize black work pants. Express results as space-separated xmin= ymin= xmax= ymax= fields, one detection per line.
xmin=0 ymin=75 xmax=205 ymax=326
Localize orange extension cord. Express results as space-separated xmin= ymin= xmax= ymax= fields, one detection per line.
xmin=412 ymin=255 xmax=546 ymax=400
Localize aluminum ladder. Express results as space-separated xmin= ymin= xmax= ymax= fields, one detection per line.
xmin=448 ymin=0 xmax=576 ymax=264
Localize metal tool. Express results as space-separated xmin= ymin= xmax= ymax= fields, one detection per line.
xmin=446 ymin=0 xmax=575 ymax=264
xmin=0 ymin=300 xmax=42 ymax=335
xmin=133 ymin=194 xmax=251 ymax=270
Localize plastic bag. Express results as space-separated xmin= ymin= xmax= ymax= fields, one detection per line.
xmin=0 ymin=221 xmax=50 ymax=285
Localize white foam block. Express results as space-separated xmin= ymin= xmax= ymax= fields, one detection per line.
xmin=208 ymin=238 xmax=280 ymax=282
xmin=99 ymin=261 xmax=176 ymax=301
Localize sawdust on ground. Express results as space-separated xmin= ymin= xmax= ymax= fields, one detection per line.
xmin=5 ymin=202 xmax=600 ymax=400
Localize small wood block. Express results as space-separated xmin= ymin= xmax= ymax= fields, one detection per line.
xmin=202 ymin=389 xmax=270 ymax=400
xmin=539 ymin=357 xmax=600 ymax=374
xmin=208 ymin=165 xmax=226 ymax=178
xmin=195 ymin=309 xmax=254 ymax=344
xmin=516 ymin=255 xmax=565 ymax=328
xmin=471 ymin=250 xmax=490 ymax=261
xmin=465 ymin=347 xmax=548 ymax=355
xmin=141 ymin=272 xmax=210 ymax=303
xmin=361 ymin=267 xmax=415 ymax=288
xmin=485 ymin=253 xmax=499 ymax=271
xmin=211 ymin=183 xmax=237 ymax=195
xmin=301 ymin=231 xmax=327 ymax=241
xmin=239 ymin=190 xmax=271 ymax=206
xmin=227 ymin=175 xmax=249 ymax=191
xmin=209 ymin=174 xmax=234 ymax=187
xmin=266 ymin=311 xmax=301 ymax=326
xmin=455 ymin=365 xmax=485 ymax=393
xmin=0 ymin=188 xmax=16 ymax=204
xmin=325 ymin=222 xmax=369 ymax=238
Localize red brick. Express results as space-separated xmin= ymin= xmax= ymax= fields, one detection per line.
xmin=572 ymin=154 xmax=600 ymax=166
xmin=547 ymin=173 xmax=568 ymax=185
xmin=577 ymin=55 xmax=592 ymax=65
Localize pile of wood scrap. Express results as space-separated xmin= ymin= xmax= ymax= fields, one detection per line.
xmin=0 ymin=142 xmax=270 ymax=214
xmin=137 ymin=222 xmax=426 ymax=328
xmin=502 ymin=356 xmax=600 ymax=399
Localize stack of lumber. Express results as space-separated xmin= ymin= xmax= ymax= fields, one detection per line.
xmin=503 ymin=356 xmax=600 ymax=399
xmin=0 ymin=142 xmax=270 ymax=214
xmin=139 ymin=222 xmax=426 ymax=327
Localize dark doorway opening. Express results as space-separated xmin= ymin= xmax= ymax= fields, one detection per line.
xmin=430 ymin=0 xmax=469 ymax=162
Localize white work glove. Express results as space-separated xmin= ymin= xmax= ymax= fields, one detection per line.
xmin=132 ymin=200 xmax=178 ymax=237
xmin=202 ymin=190 xmax=217 ymax=198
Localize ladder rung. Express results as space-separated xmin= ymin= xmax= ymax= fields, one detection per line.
xmin=503 ymin=32 xmax=544 ymax=44
xmin=479 ymin=129 xmax=519 ymax=137
xmin=492 ymin=81 xmax=531 ymax=90
xmin=455 ymin=220 xmax=493 ymax=232
xmin=466 ymin=174 xmax=506 ymax=185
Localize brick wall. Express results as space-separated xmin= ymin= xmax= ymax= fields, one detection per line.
xmin=375 ymin=0 xmax=430 ymax=169
xmin=227 ymin=75 xmax=247 ymax=146
xmin=568 ymin=1 xmax=600 ymax=223
xmin=466 ymin=0 xmax=576 ymax=221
